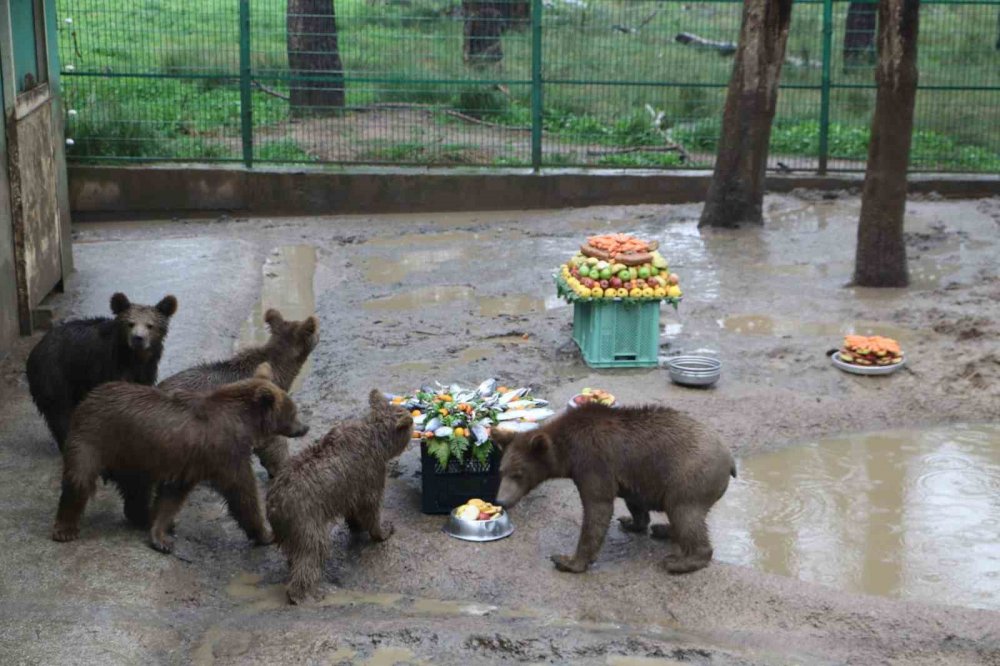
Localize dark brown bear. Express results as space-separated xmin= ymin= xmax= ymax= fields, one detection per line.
xmin=494 ymin=403 xmax=735 ymax=574
xmin=52 ymin=363 xmax=309 ymax=553
xmin=266 ymin=390 xmax=414 ymax=604
xmin=26 ymin=292 xmax=178 ymax=450
xmin=157 ymin=309 xmax=319 ymax=477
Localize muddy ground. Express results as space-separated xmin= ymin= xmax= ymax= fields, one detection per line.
xmin=1 ymin=193 xmax=998 ymax=665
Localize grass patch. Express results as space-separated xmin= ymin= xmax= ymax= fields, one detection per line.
xmin=56 ymin=0 xmax=999 ymax=170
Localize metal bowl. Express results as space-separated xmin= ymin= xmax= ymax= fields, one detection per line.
xmin=667 ymin=355 xmax=722 ymax=387
xmin=444 ymin=509 xmax=514 ymax=542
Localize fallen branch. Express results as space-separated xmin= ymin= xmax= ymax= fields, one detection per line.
xmin=674 ymin=32 xmax=737 ymax=55
xmin=586 ymin=144 xmax=689 ymax=162
xmin=252 ymin=80 xmax=290 ymax=101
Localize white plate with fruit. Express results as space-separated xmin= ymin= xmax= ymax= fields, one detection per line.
xmin=444 ymin=499 xmax=514 ymax=542
xmin=831 ymin=335 xmax=906 ymax=376
xmin=568 ymin=388 xmax=617 ymax=408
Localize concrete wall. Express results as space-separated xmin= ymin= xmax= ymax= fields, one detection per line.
xmin=69 ymin=166 xmax=1000 ymax=218
xmin=0 ymin=79 xmax=18 ymax=356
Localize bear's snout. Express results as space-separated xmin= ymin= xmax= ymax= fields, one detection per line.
xmin=496 ymin=479 xmax=524 ymax=509
xmin=288 ymin=422 xmax=310 ymax=438
xmin=130 ymin=334 xmax=149 ymax=350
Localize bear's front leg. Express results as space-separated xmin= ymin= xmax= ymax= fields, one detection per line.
xmin=353 ymin=489 xmax=393 ymax=542
xmin=553 ymin=482 xmax=614 ymax=573
xmin=218 ymin=463 xmax=273 ymax=545
xmin=149 ymin=482 xmax=194 ymax=553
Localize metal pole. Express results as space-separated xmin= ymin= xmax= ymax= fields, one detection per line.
xmin=239 ymin=0 xmax=253 ymax=168
xmin=818 ymin=0 xmax=834 ymax=175
xmin=530 ymin=0 xmax=543 ymax=172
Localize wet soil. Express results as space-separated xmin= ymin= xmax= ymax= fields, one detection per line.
xmin=0 ymin=194 xmax=998 ymax=664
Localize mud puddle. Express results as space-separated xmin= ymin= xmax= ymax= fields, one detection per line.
xmin=711 ymin=424 xmax=1000 ymax=610
xmin=717 ymin=314 xmax=913 ymax=342
xmin=363 ymin=286 xmax=474 ymax=311
xmin=238 ymin=245 xmax=317 ymax=392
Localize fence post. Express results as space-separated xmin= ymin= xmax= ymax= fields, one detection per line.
xmin=239 ymin=0 xmax=253 ymax=168
xmin=818 ymin=0 xmax=833 ymax=175
xmin=530 ymin=0 xmax=543 ymax=172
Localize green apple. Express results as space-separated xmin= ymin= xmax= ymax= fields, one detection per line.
xmin=579 ymin=265 xmax=591 ymax=277
xmin=638 ymin=266 xmax=650 ymax=279
xmin=599 ymin=267 xmax=612 ymax=280
xmin=586 ymin=257 xmax=599 ymax=266
xmin=649 ymin=266 xmax=659 ymax=276
xmin=618 ymin=269 xmax=631 ymax=281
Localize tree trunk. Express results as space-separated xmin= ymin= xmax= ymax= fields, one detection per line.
xmin=844 ymin=1 xmax=877 ymax=65
xmin=853 ymin=0 xmax=920 ymax=287
xmin=699 ymin=0 xmax=794 ymax=228
xmin=463 ymin=1 xmax=506 ymax=65
xmin=287 ymin=0 xmax=345 ymax=114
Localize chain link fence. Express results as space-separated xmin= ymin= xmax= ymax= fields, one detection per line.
xmin=57 ymin=0 xmax=1000 ymax=172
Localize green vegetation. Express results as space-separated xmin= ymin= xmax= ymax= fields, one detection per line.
xmin=57 ymin=0 xmax=1000 ymax=170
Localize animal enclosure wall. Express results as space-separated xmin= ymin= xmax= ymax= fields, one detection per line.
xmin=56 ymin=0 xmax=1000 ymax=173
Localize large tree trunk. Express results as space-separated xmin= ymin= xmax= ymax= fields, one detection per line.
xmin=287 ymin=0 xmax=345 ymax=114
xmin=854 ymin=0 xmax=920 ymax=287
xmin=699 ymin=0 xmax=794 ymax=228
xmin=844 ymin=1 xmax=877 ymax=65
xmin=463 ymin=1 xmax=505 ymax=65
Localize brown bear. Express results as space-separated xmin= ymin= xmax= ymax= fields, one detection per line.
xmin=26 ymin=292 xmax=178 ymax=450
xmin=158 ymin=309 xmax=319 ymax=477
xmin=52 ymin=363 xmax=310 ymax=553
xmin=266 ymin=390 xmax=414 ymax=604
xmin=493 ymin=403 xmax=735 ymax=574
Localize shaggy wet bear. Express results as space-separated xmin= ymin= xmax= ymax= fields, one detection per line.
xmin=26 ymin=292 xmax=178 ymax=450
xmin=52 ymin=363 xmax=309 ymax=552
xmin=266 ymin=390 xmax=413 ymax=604
xmin=158 ymin=309 xmax=319 ymax=477
xmin=494 ymin=403 xmax=735 ymax=574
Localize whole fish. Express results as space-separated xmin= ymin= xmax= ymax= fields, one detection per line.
xmin=434 ymin=426 xmax=454 ymax=438
xmin=498 ymin=387 xmax=529 ymax=405
xmin=476 ymin=378 xmax=497 ymax=396
xmin=496 ymin=407 xmax=555 ymax=422
xmin=424 ymin=417 xmax=442 ymax=432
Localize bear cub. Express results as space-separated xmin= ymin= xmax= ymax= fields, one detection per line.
xmin=494 ymin=403 xmax=735 ymax=574
xmin=27 ymin=292 xmax=178 ymax=450
xmin=158 ymin=308 xmax=319 ymax=477
xmin=52 ymin=363 xmax=309 ymax=553
xmin=266 ymin=390 xmax=414 ymax=604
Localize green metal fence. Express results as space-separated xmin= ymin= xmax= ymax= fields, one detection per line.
xmin=57 ymin=0 xmax=1000 ymax=172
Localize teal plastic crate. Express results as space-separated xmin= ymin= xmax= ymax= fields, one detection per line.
xmin=572 ymin=300 xmax=661 ymax=368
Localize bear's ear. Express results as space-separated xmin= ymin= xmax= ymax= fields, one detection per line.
xmin=254 ymin=362 xmax=274 ymax=381
xmin=300 ymin=316 xmax=318 ymax=337
xmin=396 ymin=413 xmax=414 ymax=432
xmin=369 ymin=389 xmax=388 ymax=410
xmin=528 ymin=432 xmax=551 ymax=452
xmin=156 ymin=295 xmax=178 ymax=318
xmin=491 ymin=427 xmax=515 ymax=452
xmin=110 ymin=292 xmax=131 ymax=315
xmin=255 ymin=386 xmax=276 ymax=410
xmin=264 ymin=309 xmax=284 ymax=330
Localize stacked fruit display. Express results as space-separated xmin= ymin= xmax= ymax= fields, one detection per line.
xmin=391 ymin=379 xmax=554 ymax=470
xmin=556 ymin=233 xmax=682 ymax=303
xmin=838 ymin=335 xmax=904 ymax=366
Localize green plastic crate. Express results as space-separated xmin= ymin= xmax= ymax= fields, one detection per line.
xmin=572 ymin=300 xmax=661 ymax=368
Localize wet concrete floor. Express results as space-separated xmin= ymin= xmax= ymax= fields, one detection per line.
xmin=1 ymin=194 xmax=998 ymax=664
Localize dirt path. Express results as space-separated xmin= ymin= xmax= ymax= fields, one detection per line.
xmin=1 ymin=194 xmax=997 ymax=664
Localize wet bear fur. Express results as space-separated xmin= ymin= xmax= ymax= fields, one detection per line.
xmin=26 ymin=292 xmax=178 ymax=450
xmin=494 ymin=403 xmax=735 ymax=574
xmin=158 ymin=309 xmax=319 ymax=477
xmin=52 ymin=363 xmax=309 ymax=553
xmin=266 ymin=390 xmax=414 ymax=604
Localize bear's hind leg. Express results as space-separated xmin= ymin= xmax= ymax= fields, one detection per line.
xmin=351 ymin=493 xmax=393 ymax=542
xmin=116 ymin=472 xmax=154 ymax=528
xmin=285 ymin=522 xmax=329 ymax=605
xmin=618 ymin=499 xmax=650 ymax=534
xmin=149 ymin=481 xmax=194 ymax=553
xmin=52 ymin=447 xmax=99 ymax=541
xmin=662 ymin=503 xmax=713 ymax=574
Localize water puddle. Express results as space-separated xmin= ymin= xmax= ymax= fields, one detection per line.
xmin=363 ymin=286 xmax=474 ymax=311
xmin=717 ymin=314 xmax=912 ymax=342
xmin=364 ymin=647 xmax=420 ymax=666
xmin=711 ymin=424 xmax=1000 ymax=610
xmin=238 ymin=245 xmax=317 ymax=393
xmin=607 ymin=658 xmax=685 ymax=666
xmin=458 ymin=346 xmax=496 ymax=363
xmin=361 ymin=247 xmax=472 ymax=285
xmin=479 ymin=295 xmax=545 ymax=317
xmin=409 ymin=598 xmax=497 ymax=616
xmin=387 ymin=360 xmax=434 ymax=374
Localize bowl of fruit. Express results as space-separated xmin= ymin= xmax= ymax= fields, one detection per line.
xmin=568 ymin=388 xmax=617 ymax=409
xmin=444 ymin=498 xmax=514 ymax=542
xmin=831 ymin=335 xmax=905 ymax=375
